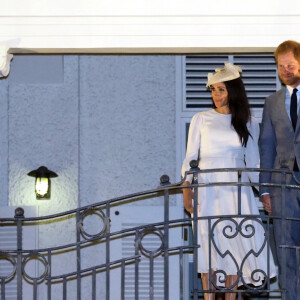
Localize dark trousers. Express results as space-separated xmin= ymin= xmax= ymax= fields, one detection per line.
xmin=271 ymin=174 xmax=300 ymax=300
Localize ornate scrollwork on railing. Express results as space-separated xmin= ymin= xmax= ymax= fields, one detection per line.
xmin=136 ymin=226 xmax=164 ymax=257
xmin=78 ymin=207 xmax=109 ymax=240
xmin=210 ymin=216 xmax=269 ymax=290
xmin=22 ymin=252 xmax=49 ymax=283
xmin=0 ymin=252 xmax=17 ymax=282
xmin=239 ymin=217 xmax=268 ymax=290
xmin=210 ymin=217 xmax=240 ymax=289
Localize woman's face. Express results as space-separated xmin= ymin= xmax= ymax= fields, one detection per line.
xmin=211 ymin=82 xmax=229 ymax=109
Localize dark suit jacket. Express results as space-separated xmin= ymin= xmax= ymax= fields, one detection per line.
xmin=259 ymin=87 xmax=300 ymax=194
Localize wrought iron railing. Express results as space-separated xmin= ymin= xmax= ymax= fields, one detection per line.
xmin=0 ymin=164 xmax=299 ymax=300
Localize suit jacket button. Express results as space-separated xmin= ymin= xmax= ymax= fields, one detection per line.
xmin=294 ymin=141 xmax=298 ymax=144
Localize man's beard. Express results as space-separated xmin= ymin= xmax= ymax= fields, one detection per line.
xmin=279 ymin=73 xmax=300 ymax=86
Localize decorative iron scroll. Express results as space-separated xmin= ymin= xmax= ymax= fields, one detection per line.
xmin=210 ymin=216 xmax=268 ymax=290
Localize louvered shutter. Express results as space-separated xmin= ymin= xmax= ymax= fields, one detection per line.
xmin=233 ymin=55 xmax=279 ymax=107
xmin=0 ymin=207 xmax=37 ymax=300
xmin=110 ymin=206 xmax=182 ymax=299
xmin=184 ymin=54 xmax=280 ymax=110
xmin=0 ymin=226 xmax=17 ymax=299
xmin=184 ymin=55 xmax=228 ymax=109
xmin=122 ymin=223 xmax=164 ymax=300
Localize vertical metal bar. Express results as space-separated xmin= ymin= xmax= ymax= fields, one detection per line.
xmin=47 ymin=250 xmax=52 ymax=300
xmin=1 ymin=278 xmax=5 ymax=300
xmin=192 ymin=172 xmax=199 ymax=300
xmin=237 ymin=170 xmax=241 ymax=300
xmin=33 ymin=280 xmax=37 ymax=300
xmin=163 ymin=188 xmax=169 ymax=300
xmin=63 ymin=277 xmax=67 ymax=300
xmin=149 ymin=253 xmax=154 ymax=300
xmin=135 ymin=230 xmax=139 ymax=300
xmin=121 ymin=261 xmax=125 ymax=300
xmin=238 ymin=170 xmax=241 ymax=215
xmin=106 ymin=203 xmax=111 ymax=300
xmin=179 ymin=248 xmax=183 ymax=300
xmin=77 ymin=54 xmax=82 ymax=300
xmin=297 ymin=248 xmax=300 ymax=300
xmin=208 ymin=218 xmax=212 ymax=294
xmin=92 ymin=269 xmax=96 ymax=300
xmin=15 ymin=208 xmax=24 ymax=300
xmin=76 ymin=211 xmax=81 ymax=300
xmin=266 ymin=217 xmax=270 ymax=291
xmin=281 ymin=172 xmax=287 ymax=300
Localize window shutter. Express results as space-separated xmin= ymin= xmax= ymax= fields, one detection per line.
xmin=122 ymin=222 xmax=164 ymax=300
xmin=0 ymin=226 xmax=17 ymax=300
xmin=184 ymin=54 xmax=279 ymax=110
xmin=0 ymin=207 xmax=37 ymax=300
xmin=184 ymin=55 xmax=228 ymax=109
xmin=233 ymin=55 xmax=279 ymax=107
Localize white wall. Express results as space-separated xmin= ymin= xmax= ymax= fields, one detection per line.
xmin=0 ymin=0 xmax=300 ymax=53
xmin=0 ymin=54 xmax=177 ymax=298
xmin=79 ymin=55 xmax=176 ymax=203
xmin=2 ymin=0 xmax=296 ymax=15
xmin=0 ymin=54 xmax=176 ymax=209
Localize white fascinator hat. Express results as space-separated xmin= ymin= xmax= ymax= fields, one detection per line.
xmin=206 ymin=62 xmax=242 ymax=87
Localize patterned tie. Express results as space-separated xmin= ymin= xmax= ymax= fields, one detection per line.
xmin=290 ymin=88 xmax=298 ymax=130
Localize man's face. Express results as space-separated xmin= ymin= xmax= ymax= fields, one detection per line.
xmin=277 ymin=51 xmax=300 ymax=87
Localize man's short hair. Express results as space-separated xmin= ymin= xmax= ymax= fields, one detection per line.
xmin=274 ymin=40 xmax=300 ymax=63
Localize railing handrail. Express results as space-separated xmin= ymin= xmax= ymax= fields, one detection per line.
xmin=1 ymin=167 xmax=300 ymax=223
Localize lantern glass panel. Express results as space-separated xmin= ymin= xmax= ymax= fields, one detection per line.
xmin=35 ymin=177 xmax=49 ymax=197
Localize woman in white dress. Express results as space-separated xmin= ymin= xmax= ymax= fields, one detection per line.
xmin=181 ymin=63 xmax=276 ymax=300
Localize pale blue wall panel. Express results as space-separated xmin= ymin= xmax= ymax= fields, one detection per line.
xmin=79 ymin=55 xmax=176 ymax=204
xmin=0 ymin=78 xmax=8 ymax=206
xmin=7 ymin=55 xmax=79 ymax=216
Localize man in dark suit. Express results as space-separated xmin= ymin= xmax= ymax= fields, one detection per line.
xmin=260 ymin=40 xmax=300 ymax=300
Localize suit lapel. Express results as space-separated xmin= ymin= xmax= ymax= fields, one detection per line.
xmin=277 ymin=88 xmax=294 ymax=134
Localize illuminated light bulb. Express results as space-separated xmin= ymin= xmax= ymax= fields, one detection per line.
xmin=35 ymin=177 xmax=49 ymax=197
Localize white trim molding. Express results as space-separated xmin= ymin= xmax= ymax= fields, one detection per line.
xmin=0 ymin=0 xmax=300 ymax=59
xmin=0 ymin=14 xmax=299 ymax=55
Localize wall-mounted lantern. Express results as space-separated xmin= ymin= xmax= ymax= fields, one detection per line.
xmin=27 ymin=166 xmax=58 ymax=199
